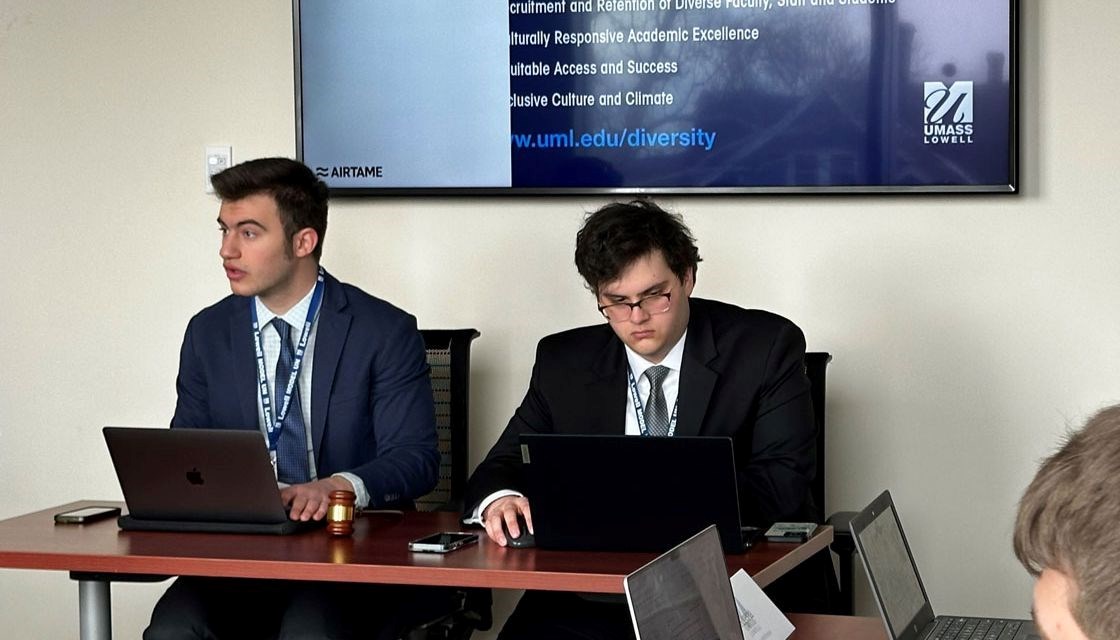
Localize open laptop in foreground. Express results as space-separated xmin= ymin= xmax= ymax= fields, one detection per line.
xmin=624 ymin=525 xmax=744 ymax=640
xmin=851 ymin=490 xmax=1038 ymax=640
xmin=520 ymin=434 xmax=754 ymax=553
xmin=104 ymin=426 xmax=321 ymax=535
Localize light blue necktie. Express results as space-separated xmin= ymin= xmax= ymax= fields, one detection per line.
xmin=272 ymin=318 xmax=310 ymax=484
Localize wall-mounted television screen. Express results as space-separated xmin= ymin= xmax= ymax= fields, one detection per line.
xmin=294 ymin=0 xmax=1017 ymax=195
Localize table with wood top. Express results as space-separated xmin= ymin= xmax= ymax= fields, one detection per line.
xmin=0 ymin=501 xmax=835 ymax=640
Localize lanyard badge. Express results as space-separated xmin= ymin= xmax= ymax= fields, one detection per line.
xmin=250 ymin=268 xmax=325 ymax=465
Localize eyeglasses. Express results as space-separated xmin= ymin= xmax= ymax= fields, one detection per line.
xmin=597 ymin=292 xmax=672 ymax=322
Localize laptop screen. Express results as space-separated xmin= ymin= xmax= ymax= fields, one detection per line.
xmin=857 ymin=500 xmax=931 ymax=638
xmin=624 ymin=526 xmax=744 ymax=640
xmin=521 ymin=434 xmax=744 ymax=552
xmin=104 ymin=427 xmax=288 ymax=523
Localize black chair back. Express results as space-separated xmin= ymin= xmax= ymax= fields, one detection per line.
xmin=415 ymin=329 xmax=479 ymax=514
xmin=804 ymin=351 xmax=832 ymax=522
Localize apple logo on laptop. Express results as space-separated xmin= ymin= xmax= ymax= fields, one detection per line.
xmin=186 ymin=468 xmax=204 ymax=485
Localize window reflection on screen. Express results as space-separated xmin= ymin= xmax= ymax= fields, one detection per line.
xmin=626 ymin=527 xmax=743 ymax=640
xmin=862 ymin=506 xmax=929 ymax=637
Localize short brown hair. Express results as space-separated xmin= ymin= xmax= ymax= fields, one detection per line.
xmin=1013 ymin=404 xmax=1120 ymax=639
xmin=211 ymin=157 xmax=329 ymax=259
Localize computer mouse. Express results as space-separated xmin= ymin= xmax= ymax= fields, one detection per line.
xmin=502 ymin=515 xmax=536 ymax=548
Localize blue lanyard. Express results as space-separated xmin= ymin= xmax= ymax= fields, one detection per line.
xmin=250 ymin=267 xmax=325 ymax=454
xmin=627 ymin=367 xmax=679 ymax=437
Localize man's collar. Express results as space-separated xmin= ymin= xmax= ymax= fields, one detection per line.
xmin=255 ymin=281 xmax=318 ymax=330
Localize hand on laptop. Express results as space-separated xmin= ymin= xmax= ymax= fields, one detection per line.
xmin=482 ymin=496 xmax=534 ymax=546
xmin=281 ymin=476 xmax=355 ymax=521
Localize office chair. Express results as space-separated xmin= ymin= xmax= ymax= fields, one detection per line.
xmin=762 ymin=352 xmax=830 ymax=614
xmin=804 ymin=352 xmax=832 ymax=525
xmin=414 ymin=329 xmax=479 ymax=514
xmin=803 ymin=351 xmax=857 ymax=616
xmin=397 ymin=329 xmax=491 ymax=640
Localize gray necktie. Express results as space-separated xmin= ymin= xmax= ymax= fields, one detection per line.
xmin=643 ymin=365 xmax=670 ymax=437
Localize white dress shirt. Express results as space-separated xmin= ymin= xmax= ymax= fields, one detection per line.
xmin=253 ymin=287 xmax=370 ymax=508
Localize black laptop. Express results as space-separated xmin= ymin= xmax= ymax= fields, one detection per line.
xmin=851 ymin=490 xmax=1038 ymax=640
xmin=519 ymin=434 xmax=751 ymax=553
xmin=104 ymin=427 xmax=320 ymax=535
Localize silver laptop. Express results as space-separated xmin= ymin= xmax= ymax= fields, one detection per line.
xmin=104 ymin=426 xmax=319 ymax=534
xmin=624 ymin=525 xmax=745 ymax=640
xmin=851 ymin=490 xmax=1038 ymax=640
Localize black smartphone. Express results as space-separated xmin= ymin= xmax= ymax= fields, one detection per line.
xmin=54 ymin=506 xmax=121 ymax=525
xmin=407 ymin=532 xmax=479 ymax=553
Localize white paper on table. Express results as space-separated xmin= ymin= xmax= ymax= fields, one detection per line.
xmin=729 ymin=569 xmax=795 ymax=640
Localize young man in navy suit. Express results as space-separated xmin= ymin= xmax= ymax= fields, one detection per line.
xmin=464 ymin=200 xmax=821 ymax=639
xmin=145 ymin=157 xmax=439 ymax=639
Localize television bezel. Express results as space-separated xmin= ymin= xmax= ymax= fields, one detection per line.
xmin=292 ymin=0 xmax=1019 ymax=197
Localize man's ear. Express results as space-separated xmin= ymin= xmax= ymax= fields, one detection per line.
xmin=681 ymin=268 xmax=696 ymax=296
xmin=292 ymin=228 xmax=319 ymax=259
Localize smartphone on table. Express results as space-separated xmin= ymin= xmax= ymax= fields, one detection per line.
xmin=54 ymin=506 xmax=121 ymax=524
xmin=408 ymin=532 xmax=479 ymax=553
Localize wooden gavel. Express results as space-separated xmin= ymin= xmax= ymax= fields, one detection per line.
xmin=326 ymin=490 xmax=356 ymax=537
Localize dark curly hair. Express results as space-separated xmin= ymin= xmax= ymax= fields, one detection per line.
xmin=574 ymin=200 xmax=701 ymax=294
xmin=210 ymin=157 xmax=329 ymax=259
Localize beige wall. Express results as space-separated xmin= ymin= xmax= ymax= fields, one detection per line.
xmin=0 ymin=0 xmax=1110 ymax=636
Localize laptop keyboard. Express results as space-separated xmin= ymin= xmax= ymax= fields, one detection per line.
xmin=928 ymin=617 xmax=1022 ymax=640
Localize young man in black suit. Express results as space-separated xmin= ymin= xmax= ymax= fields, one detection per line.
xmin=464 ymin=200 xmax=820 ymax=639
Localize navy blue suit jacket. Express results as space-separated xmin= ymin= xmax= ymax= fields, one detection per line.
xmin=465 ymin=298 xmax=816 ymax=525
xmin=172 ymin=270 xmax=438 ymax=508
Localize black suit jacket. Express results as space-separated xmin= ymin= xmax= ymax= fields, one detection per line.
xmin=465 ymin=297 xmax=816 ymax=525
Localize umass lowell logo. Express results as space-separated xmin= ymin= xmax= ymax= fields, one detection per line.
xmin=923 ymin=81 xmax=974 ymax=145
